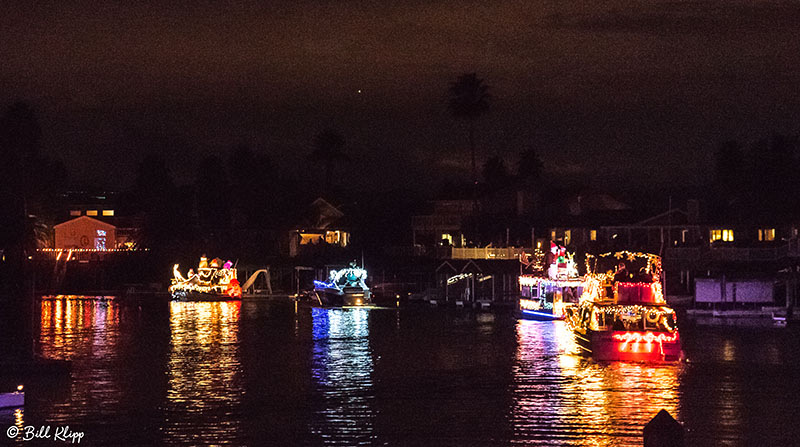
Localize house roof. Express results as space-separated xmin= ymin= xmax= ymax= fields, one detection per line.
xmin=295 ymin=197 xmax=346 ymax=230
xmin=53 ymin=215 xmax=117 ymax=230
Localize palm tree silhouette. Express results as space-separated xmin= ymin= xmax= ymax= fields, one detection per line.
xmin=310 ymin=128 xmax=349 ymax=194
xmin=448 ymin=73 xmax=491 ymax=210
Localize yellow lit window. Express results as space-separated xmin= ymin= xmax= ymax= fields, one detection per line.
xmin=299 ymin=233 xmax=323 ymax=245
xmin=758 ymin=228 xmax=775 ymax=241
xmin=325 ymin=230 xmax=342 ymax=245
xmin=86 ymin=210 xmax=98 ymax=216
xmin=441 ymin=233 xmax=453 ymax=245
xmin=711 ymin=229 xmax=734 ymax=242
xmin=102 ymin=210 xmax=114 ymax=216
xmin=590 ymin=230 xmax=597 ymax=241
xmin=550 ymin=230 xmax=556 ymax=241
xmin=564 ymin=230 xmax=571 ymax=245
xmin=69 ymin=210 xmax=81 ymax=216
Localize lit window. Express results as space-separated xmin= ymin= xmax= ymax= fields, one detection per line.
xmin=299 ymin=233 xmax=323 ymax=245
xmin=441 ymin=233 xmax=454 ymax=245
xmin=589 ymin=230 xmax=597 ymax=241
xmin=758 ymin=228 xmax=775 ymax=241
xmin=102 ymin=210 xmax=114 ymax=216
xmin=86 ymin=210 xmax=98 ymax=216
xmin=96 ymin=229 xmax=106 ymax=236
xmin=711 ymin=229 xmax=734 ymax=242
xmin=564 ymin=230 xmax=571 ymax=245
xmin=325 ymin=230 xmax=345 ymax=245
xmin=550 ymin=230 xmax=556 ymax=241
xmin=70 ymin=210 xmax=81 ymax=216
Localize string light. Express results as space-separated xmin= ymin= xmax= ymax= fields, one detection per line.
xmin=38 ymin=248 xmax=148 ymax=252
xmin=315 ymin=266 xmax=369 ymax=293
xmin=170 ymin=262 xmax=241 ymax=298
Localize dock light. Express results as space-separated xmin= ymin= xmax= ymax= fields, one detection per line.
xmin=17 ymin=385 xmax=23 ymax=392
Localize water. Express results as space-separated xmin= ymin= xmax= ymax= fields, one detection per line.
xmin=3 ymin=296 xmax=800 ymax=446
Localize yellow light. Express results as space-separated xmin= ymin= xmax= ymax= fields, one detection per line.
xmin=16 ymin=385 xmax=23 ymax=392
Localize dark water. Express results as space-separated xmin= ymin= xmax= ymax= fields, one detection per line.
xmin=3 ymin=297 xmax=800 ymax=446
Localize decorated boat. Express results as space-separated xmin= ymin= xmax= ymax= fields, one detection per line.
xmin=518 ymin=243 xmax=584 ymax=320
xmin=564 ymin=251 xmax=681 ymax=362
xmin=313 ymin=262 xmax=372 ymax=307
xmin=0 ymin=385 xmax=24 ymax=409
xmin=169 ymin=256 xmax=241 ymax=301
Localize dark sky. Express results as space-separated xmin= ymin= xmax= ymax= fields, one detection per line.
xmin=3 ymin=1 xmax=800 ymax=192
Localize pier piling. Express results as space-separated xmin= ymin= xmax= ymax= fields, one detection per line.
xmin=643 ymin=409 xmax=684 ymax=447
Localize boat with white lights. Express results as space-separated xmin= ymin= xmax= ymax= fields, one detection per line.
xmin=313 ymin=262 xmax=372 ymax=307
xmin=517 ymin=243 xmax=583 ymax=320
xmin=564 ymin=251 xmax=682 ymax=362
xmin=169 ymin=256 xmax=242 ymax=301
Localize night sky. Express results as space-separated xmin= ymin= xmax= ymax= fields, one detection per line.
xmin=3 ymin=1 xmax=800 ymax=191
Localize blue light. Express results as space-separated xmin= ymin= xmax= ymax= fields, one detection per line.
xmin=521 ymin=309 xmax=559 ymax=319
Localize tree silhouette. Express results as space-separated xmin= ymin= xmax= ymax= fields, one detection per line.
xmin=714 ymin=140 xmax=745 ymax=200
xmin=517 ymin=147 xmax=544 ymax=186
xmin=0 ymin=102 xmax=45 ymax=288
xmin=196 ymin=154 xmax=231 ymax=232
xmin=482 ymin=155 xmax=511 ymax=190
xmin=448 ymin=73 xmax=491 ymax=199
xmin=229 ymin=144 xmax=273 ymax=226
xmin=309 ymin=128 xmax=349 ymax=195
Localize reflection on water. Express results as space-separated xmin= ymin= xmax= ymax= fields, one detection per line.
xmin=38 ymin=297 xmax=123 ymax=426
xmin=23 ymin=298 xmax=800 ymax=445
xmin=163 ymin=301 xmax=243 ymax=445
xmin=309 ymin=308 xmax=375 ymax=445
xmin=511 ymin=320 xmax=681 ymax=446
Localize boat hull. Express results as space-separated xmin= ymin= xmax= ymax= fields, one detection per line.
xmin=0 ymin=392 xmax=24 ymax=409
xmin=171 ymin=289 xmax=241 ymax=302
xmin=574 ymin=329 xmax=682 ymax=362
xmin=518 ymin=308 xmax=563 ymax=321
xmin=314 ymin=288 xmax=372 ymax=308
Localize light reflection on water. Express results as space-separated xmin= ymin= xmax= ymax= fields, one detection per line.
xmin=23 ymin=297 xmax=800 ymax=445
xmin=511 ymin=320 xmax=681 ymax=446
xmin=309 ymin=308 xmax=375 ymax=445
xmin=163 ymin=301 xmax=243 ymax=445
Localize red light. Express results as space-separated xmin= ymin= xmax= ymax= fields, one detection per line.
xmin=613 ymin=331 xmax=678 ymax=354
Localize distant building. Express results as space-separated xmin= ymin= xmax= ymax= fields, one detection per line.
xmin=54 ymin=216 xmax=118 ymax=250
xmin=286 ymin=198 xmax=351 ymax=257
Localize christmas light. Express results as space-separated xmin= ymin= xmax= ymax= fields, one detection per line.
xmin=612 ymin=331 xmax=679 ymax=355
xmin=170 ymin=260 xmax=240 ymax=299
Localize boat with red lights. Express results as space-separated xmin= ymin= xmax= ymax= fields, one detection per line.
xmin=517 ymin=243 xmax=583 ymax=320
xmin=564 ymin=251 xmax=681 ymax=362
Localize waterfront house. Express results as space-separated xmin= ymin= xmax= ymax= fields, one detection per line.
xmin=286 ymin=197 xmax=351 ymax=257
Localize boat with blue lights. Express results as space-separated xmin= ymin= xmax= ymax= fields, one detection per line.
xmin=564 ymin=251 xmax=682 ymax=362
xmin=169 ymin=256 xmax=242 ymax=301
xmin=313 ymin=262 xmax=372 ymax=307
xmin=517 ymin=243 xmax=583 ymax=320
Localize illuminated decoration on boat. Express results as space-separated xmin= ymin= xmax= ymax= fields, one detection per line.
xmin=547 ymin=242 xmax=579 ymax=280
xmin=170 ymin=258 xmax=241 ymax=299
xmin=316 ymin=266 xmax=369 ymax=291
xmin=519 ymin=298 xmax=552 ymax=311
xmin=519 ymin=276 xmax=583 ymax=288
xmin=612 ymin=331 xmax=679 ymax=355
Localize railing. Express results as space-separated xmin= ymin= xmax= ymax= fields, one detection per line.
xmin=450 ymin=247 xmax=526 ymax=260
xmin=666 ymin=240 xmax=800 ymax=262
